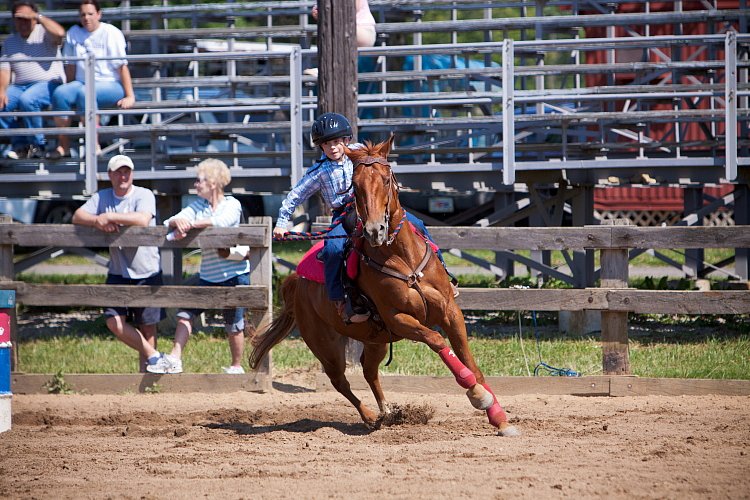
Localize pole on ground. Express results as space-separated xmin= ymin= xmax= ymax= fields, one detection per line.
xmin=0 ymin=289 xmax=15 ymax=433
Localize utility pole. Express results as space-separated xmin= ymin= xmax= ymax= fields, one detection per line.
xmin=316 ymin=0 xmax=358 ymax=139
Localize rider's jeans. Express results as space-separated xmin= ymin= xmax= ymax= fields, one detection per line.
xmin=322 ymin=223 xmax=348 ymax=302
xmin=321 ymin=211 xmax=449 ymax=302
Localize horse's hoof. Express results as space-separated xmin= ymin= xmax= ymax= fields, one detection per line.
xmin=466 ymin=384 xmax=494 ymax=410
xmin=498 ymin=424 xmax=521 ymax=437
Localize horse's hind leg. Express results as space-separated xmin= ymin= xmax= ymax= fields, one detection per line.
xmin=301 ymin=328 xmax=380 ymax=427
xmin=361 ymin=343 xmax=389 ymax=414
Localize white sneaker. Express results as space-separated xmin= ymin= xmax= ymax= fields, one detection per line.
xmin=222 ymin=365 xmax=245 ymax=375
xmin=146 ymin=354 xmax=183 ymax=374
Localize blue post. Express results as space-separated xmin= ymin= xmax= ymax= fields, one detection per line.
xmin=0 ymin=289 xmax=14 ymax=433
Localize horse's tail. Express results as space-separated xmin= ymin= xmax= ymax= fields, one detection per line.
xmin=248 ymin=273 xmax=300 ymax=370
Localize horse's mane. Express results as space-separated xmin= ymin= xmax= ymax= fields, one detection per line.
xmin=348 ymin=139 xmax=391 ymax=165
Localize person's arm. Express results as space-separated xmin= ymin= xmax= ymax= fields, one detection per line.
xmin=0 ymin=68 xmax=10 ymax=109
xmin=36 ymin=12 xmax=65 ymax=45
xmin=116 ymin=64 xmax=135 ymax=109
xmin=273 ymin=170 xmax=320 ymax=236
xmin=63 ymin=64 xmax=75 ymax=83
xmin=73 ymin=207 xmax=151 ymax=232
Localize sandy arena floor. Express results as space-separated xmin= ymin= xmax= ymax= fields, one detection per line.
xmin=1 ymin=376 xmax=748 ymax=499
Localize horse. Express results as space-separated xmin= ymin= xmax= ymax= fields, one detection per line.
xmin=250 ymin=136 xmax=519 ymax=436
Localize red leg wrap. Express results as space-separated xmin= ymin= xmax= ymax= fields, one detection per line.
xmin=438 ymin=347 xmax=477 ymax=389
xmin=482 ymin=383 xmax=508 ymax=427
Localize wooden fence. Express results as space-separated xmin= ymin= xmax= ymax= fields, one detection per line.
xmin=0 ymin=220 xmax=273 ymax=390
xmin=1 ymin=222 xmax=749 ymax=380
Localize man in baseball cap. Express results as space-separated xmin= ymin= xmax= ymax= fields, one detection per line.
xmin=107 ymin=153 xmax=135 ymax=171
xmin=72 ymin=152 xmax=166 ymax=372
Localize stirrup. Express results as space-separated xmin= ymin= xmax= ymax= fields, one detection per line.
xmin=336 ymin=300 xmax=370 ymax=324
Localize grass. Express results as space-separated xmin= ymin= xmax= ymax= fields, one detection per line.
xmin=16 ymin=309 xmax=750 ymax=379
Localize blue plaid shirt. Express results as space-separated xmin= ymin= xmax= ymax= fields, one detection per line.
xmin=275 ymin=147 xmax=360 ymax=229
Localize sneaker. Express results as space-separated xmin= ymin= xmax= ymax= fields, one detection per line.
xmin=4 ymin=148 xmax=19 ymax=160
xmin=146 ymin=354 xmax=183 ymax=374
xmin=222 ymin=366 xmax=245 ymax=375
xmin=451 ymin=282 xmax=460 ymax=298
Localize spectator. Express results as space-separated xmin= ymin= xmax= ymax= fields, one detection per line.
xmin=304 ymin=0 xmax=377 ymax=77
xmin=0 ymin=1 xmax=65 ymax=160
xmin=47 ymin=0 xmax=135 ymax=159
xmin=148 ymin=159 xmax=251 ymax=375
xmin=72 ymin=154 xmax=165 ymax=372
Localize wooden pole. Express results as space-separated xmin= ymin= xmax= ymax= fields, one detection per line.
xmin=316 ymin=0 xmax=358 ymax=136
xmin=600 ymin=219 xmax=631 ymax=375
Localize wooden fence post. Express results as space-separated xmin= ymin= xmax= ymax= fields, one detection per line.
xmin=600 ymin=219 xmax=631 ymax=375
xmin=247 ymin=217 xmax=274 ymax=389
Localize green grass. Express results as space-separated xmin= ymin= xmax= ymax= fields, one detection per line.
xmin=16 ymin=313 xmax=750 ymax=379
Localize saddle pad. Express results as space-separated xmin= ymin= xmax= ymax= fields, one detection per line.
xmin=410 ymin=222 xmax=439 ymax=254
xmin=296 ymin=241 xmax=359 ymax=284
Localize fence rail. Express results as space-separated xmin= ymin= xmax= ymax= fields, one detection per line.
xmin=0 ymin=220 xmax=273 ymax=385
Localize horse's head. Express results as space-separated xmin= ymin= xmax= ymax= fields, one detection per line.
xmin=346 ymin=135 xmax=399 ymax=247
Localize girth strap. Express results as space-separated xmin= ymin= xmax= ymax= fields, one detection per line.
xmin=360 ymin=241 xmax=433 ymax=318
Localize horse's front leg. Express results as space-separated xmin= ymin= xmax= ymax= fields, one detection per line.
xmin=441 ymin=306 xmax=520 ymax=437
xmin=361 ymin=343 xmax=390 ymax=415
xmin=388 ymin=312 xmax=517 ymax=435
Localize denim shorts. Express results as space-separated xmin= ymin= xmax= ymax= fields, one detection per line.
xmin=104 ymin=272 xmax=166 ymax=326
xmin=176 ymin=273 xmax=250 ymax=334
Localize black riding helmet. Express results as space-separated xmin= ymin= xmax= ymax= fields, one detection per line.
xmin=311 ymin=112 xmax=353 ymax=146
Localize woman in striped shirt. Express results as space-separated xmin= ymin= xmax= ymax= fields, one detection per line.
xmin=148 ymin=159 xmax=251 ymax=375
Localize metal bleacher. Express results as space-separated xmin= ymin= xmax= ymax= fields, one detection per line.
xmin=0 ymin=1 xmax=748 ymax=282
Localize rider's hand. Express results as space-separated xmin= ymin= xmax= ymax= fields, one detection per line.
xmin=273 ymin=227 xmax=287 ymax=238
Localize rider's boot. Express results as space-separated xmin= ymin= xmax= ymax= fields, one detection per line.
xmin=334 ymin=299 xmax=370 ymax=324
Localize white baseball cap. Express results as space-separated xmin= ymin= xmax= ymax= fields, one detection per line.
xmin=107 ymin=154 xmax=135 ymax=171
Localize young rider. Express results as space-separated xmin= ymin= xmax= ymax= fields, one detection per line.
xmin=273 ymin=112 xmax=456 ymax=323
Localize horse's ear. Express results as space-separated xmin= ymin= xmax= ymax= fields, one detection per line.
xmin=383 ymin=133 xmax=396 ymax=159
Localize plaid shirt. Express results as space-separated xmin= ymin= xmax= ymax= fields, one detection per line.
xmin=275 ymin=147 xmax=360 ymax=229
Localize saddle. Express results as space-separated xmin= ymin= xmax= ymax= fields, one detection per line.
xmin=296 ymin=240 xmax=360 ymax=284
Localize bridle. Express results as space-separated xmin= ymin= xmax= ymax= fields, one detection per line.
xmin=353 ymin=155 xmax=406 ymax=246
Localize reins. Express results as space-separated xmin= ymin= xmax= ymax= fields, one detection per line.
xmin=273 ymin=199 xmax=356 ymax=241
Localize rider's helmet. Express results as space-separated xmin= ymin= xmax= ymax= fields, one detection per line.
xmin=310 ymin=112 xmax=353 ymax=146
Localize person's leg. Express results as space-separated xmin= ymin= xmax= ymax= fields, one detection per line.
xmin=222 ymin=274 xmax=249 ymax=371
xmin=104 ymin=313 xmax=160 ymax=365
xmin=0 ymin=84 xmax=24 ymax=152
xmin=133 ymin=300 xmax=165 ymax=372
xmin=92 ymin=81 xmax=125 ymax=151
xmin=17 ymin=80 xmax=56 ymax=148
xmin=171 ymin=316 xmax=192 ymax=359
xmin=321 ymin=224 xmax=348 ymax=302
xmin=138 ymin=323 xmax=158 ymax=372
xmin=50 ymin=81 xmax=83 ymax=156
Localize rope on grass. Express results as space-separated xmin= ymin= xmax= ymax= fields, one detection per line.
xmin=529 ymin=310 xmax=581 ymax=377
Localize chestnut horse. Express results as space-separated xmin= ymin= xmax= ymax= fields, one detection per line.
xmin=250 ymin=136 xmax=519 ymax=436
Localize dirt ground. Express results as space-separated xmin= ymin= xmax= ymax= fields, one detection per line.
xmin=1 ymin=372 xmax=748 ymax=500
